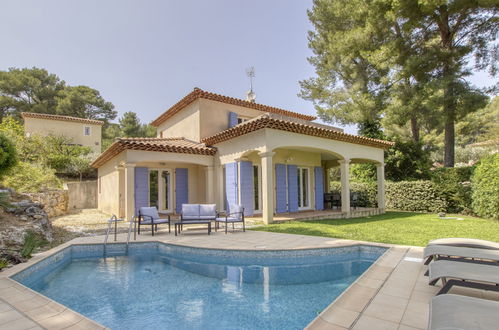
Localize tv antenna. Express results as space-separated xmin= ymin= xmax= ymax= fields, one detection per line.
xmin=246 ymin=67 xmax=256 ymax=102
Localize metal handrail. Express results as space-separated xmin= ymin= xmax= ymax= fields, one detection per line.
xmin=104 ymin=215 xmax=124 ymax=245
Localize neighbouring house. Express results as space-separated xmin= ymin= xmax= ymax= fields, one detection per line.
xmin=21 ymin=112 xmax=104 ymax=154
xmin=91 ymin=88 xmax=393 ymax=224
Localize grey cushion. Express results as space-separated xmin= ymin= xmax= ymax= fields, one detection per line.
xmin=200 ymin=204 xmax=216 ymax=217
xmin=139 ymin=207 xmax=159 ymax=220
xmin=229 ymin=204 xmax=244 ymax=220
xmin=430 ymin=294 xmax=499 ymax=330
xmin=198 ymin=215 xmax=216 ymax=220
xmin=182 ymin=216 xmax=202 ymax=220
xmin=182 ymin=204 xmax=200 ymax=217
xmin=141 ymin=218 xmax=169 ymax=224
xmin=216 ymin=217 xmax=241 ymax=222
xmin=429 ymin=260 xmax=499 ymax=286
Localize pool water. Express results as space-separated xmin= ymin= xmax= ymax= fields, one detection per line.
xmin=13 ymin=243 xmax=386 ymax=330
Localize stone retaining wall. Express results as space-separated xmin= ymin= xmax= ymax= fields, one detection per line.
xmin=24 ymin=190 xmax=68 ymax=218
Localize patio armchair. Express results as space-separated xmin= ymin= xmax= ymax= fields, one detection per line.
xmin=215 ymin=205 xmax=245 ymax=234
xmin=137 ymin=206 xmax=171 ymax=236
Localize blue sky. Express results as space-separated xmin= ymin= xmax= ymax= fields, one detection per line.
xmin=0 ymin=0 xmax=496 ymax=134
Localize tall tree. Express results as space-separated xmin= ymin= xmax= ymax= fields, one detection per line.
xmin=0 ymin=67 xmax=117 ymax=122
xmin=299 ymin=0 xmax=393 ymax=134
xmin=119 ymin=111 xmax=143 ymax=137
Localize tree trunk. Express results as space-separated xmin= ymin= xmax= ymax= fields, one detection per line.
xmin=410 ymin=116 xmax=420 ymax=143
xmin=444 ymin=116 xmax=455 ymax=167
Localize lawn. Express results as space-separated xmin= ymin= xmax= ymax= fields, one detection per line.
xmin=252 ymin=211 xmax=499 ymax=246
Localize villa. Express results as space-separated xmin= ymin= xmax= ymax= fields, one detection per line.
xmin=92 ymin=88 xmax=393 ymax=223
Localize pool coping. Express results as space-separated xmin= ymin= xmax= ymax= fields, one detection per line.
xmin=0 ymin=231 xmax=407 ymax=330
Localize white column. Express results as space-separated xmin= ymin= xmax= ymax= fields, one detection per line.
xmin=217 ymin=165 xmax=224 ymax=211
xmin=376 ymin=163 xmax=386 ymax=212
xmin=259 ymin=151 xmax=275 ymax=224
xmin=204 ymin=166 xmax=215 ymax=204
xmin=124 ymin=163 xmax=136 ymax=221
xmin=339 ymin=159 xmax=350 ymax=214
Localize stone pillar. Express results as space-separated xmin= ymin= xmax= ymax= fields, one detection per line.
xmin=259 ymin=151 xmax=275 ymax=224
xmin=339 ymin=159 xmax=350 ymax=215
xmin=376 ymin=162 xmax=386 ymax=212
xmin=124 ymin=163 xmax=136 ymax=221
xmin=204 ymin=166 xmax=215 ymax=204
xmin=217 ymin=165 xmax=225 ymax=211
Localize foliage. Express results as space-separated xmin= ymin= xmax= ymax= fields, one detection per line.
xmin=471 ymin=154 xmax=499 ymax=219
xmin=0 ymin=67 xmax=117 ymax=121
xmin=0 ymin=116 xmax=23 ymax=138
xmin=0 ymin=258 xmax=8 ymax=270
xmin=385 ymin=139 xmax=432 ymax=181
xmin=430 ymin=167 xmax=474 ymax=214
xmin=254 ymin=211 xmax=499 ymax=247
xmin=2 ymin=162 xmax=62 ymax=193
xmin=102 ymin=111 xmax=156 ymax=149
xmin=350 ymin=164 xmax=377 ymax=183
xmin=330 ymin=181 xmax=377 ymax=207
xmin=455 ymin=97 xmax=499 ymax=146
xmin=21 ymin=230 xmax=47 ymax=258
xmin=0 ymin=132 xmax=17 ymax=179
xmin=386 ymin=181 xmax=447 ymax=213
xmin=0 ymin=191 xmax=11 ymax=209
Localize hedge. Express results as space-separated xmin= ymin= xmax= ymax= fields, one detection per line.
xmin=471 ymin=154 xmax=499 ymax=219
xmin=329 ymin=180 xmax=447 ymax=212
xmin=430 ymin=166 xmax=474 ymax=214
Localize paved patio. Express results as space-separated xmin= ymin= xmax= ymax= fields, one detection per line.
xmin=0 ymin=228 xmax=498 ymax=330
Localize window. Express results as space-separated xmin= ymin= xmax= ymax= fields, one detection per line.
xmin=253 ymin=165 xmax=260 ymax=211
xmin=84 ymin=126 xmax=91 ymax=136
xmin=237 ymin=117 xmax=249 ymax=124
xmin=297 ymin=167 xmax=310 ymax=208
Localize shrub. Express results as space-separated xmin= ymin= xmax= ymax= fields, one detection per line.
xmin=430 ymin=166 xmax=474 ymax=214
xmin=21 ymin=231 xmax=47 ymax=258
xmin=386 ymin=181 xmax=447 ymax=212
xmin=0 ymin=132 xmax=17 ymax=179
xmin=471 ymin=154 xmax=499 ymax=219
xmin=385 ymin=139 xmax=432 ymax=181
xmin=2 ymin=162 xmax=62 ymax=193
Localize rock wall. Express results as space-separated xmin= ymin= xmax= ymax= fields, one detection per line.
xmin=24 ymin=190 xmax=68 ymax=218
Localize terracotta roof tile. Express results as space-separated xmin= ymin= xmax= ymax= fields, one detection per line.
xmin=202 ymin=114 xmax=394 ymax=149
xmin=151 ymin=88 xmax=316 ymax=127
xmin=91 ymin=137 xmax=216 ymax=168
xmin=21 ymin=112 xmax=105 ymax=125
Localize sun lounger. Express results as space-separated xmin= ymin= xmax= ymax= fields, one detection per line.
xmin=424 ymin=245 xmax=499 ymax=265
xmin=428 ymin=238 xmax=499 ymax=250
xmin=429 ymin=294 xmax=499 ymax=330
xmin=429 ymin=260 xmax=499 ymax=295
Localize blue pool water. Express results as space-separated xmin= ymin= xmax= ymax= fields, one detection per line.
xmin=13 ymin=243 xmax=386 ymax=330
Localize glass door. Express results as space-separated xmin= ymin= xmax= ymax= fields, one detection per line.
xmin=297 ymin=167 xmax=310 ymax=209
xmin=149 ymin=169 xmax=172 ymax=212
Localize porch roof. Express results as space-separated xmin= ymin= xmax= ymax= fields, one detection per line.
xmin=91 ymin=137 xmax=216 ymax=168
xmin=202 ymin=113 xmax=394 ymax=149
xmin=150 ymin=87 xmax=316 ymax=127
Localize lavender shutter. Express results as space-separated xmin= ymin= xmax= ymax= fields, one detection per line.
xmin=314 ymin=166 xmax=324 ymax=210
xmin=175 ymin=168 xmax=188 ymax=213
xmin=287 ymin=165 xmax=298 ymax=212
xmin=225 ymin=162 xmax=238 ymax=213
xmin=239 ymin=161 xmax=254 ymax=216
xmin=275 ymin=164 xmax=287 ymax=213
xmin=228 ymin=112 xmax=238 ymax=128
xmin=134 ymin=167 xmax=149 ymax=215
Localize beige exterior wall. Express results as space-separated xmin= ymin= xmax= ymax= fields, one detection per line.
xmin=156 ymin=100 xmax=201 ymax=141
xmin=97 ymin=153 xmax=125 ymax=215
xmin=24 ymin=117 xmax=102 ymax=153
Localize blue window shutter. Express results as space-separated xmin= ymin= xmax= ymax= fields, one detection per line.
xmin=314 ymin=166 xmax=324 ymax=210
xmin=134 ymin=167 xmax=149 ymax=215
xmin=175 ymin=168 xmax=188 ymax=213
xmin=287 ymin=165 xmax=298 ymax=212
xmin=239 ymin=161 xmax=254 ymax=216
xmin=228 ymin=112 xmax=238 ymax=128
xmin=275 ymin=164 xmax=287 ymax=213
xmin=225 ymin=162 xmax=238 ymax=213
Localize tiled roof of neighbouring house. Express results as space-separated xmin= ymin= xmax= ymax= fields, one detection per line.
xmin=21 ymin=112 xmax=105 ymax=125
xmin=202 ymin=113 xmax=394 ymax=149
xmin=91 ymin=137 xmax=217 ymax=168
xmin=150 ymin=87 xmax=317 ymax=127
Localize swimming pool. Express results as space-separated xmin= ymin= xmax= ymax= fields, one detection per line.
xmin=12 ymin=243 xmax=386 ymax=329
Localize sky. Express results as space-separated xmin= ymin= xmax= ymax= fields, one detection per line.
xmin=0 ymin=0 xmax=496 ymax=135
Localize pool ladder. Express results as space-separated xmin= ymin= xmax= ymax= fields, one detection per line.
xmin=104 ymin=215 xmax=135 ymax=252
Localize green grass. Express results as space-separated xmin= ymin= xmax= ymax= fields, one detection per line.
xmin=252 ymin=211 xmax=499 ymax=246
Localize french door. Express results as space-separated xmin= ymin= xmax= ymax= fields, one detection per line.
xmin=297 ymin=167 xmax=310 ymax=209
xmin=149 ymin=169 xmax=173 ymax=213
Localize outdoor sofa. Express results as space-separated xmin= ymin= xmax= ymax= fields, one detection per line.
xmin=175 ymin=204 xmax=217 ymax=235
xmin=137 ymin=206 xmax=171 ymax=236
xmin=429 ymin=294 xmax=499 ymax=330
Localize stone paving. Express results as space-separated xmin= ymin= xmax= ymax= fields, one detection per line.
xmin=1 ymin=228 xmax=498 ymax=330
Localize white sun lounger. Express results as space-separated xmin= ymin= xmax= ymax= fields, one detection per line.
xmin=428 ymin=238 xmax=499 ymax=250
xmin=429 ymin=294 xmax=499 ymax=330
xmin=424 ymin=245 xmax=499 ymax=265
xmin=429 ymin=260 xmax=499 ymax=295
